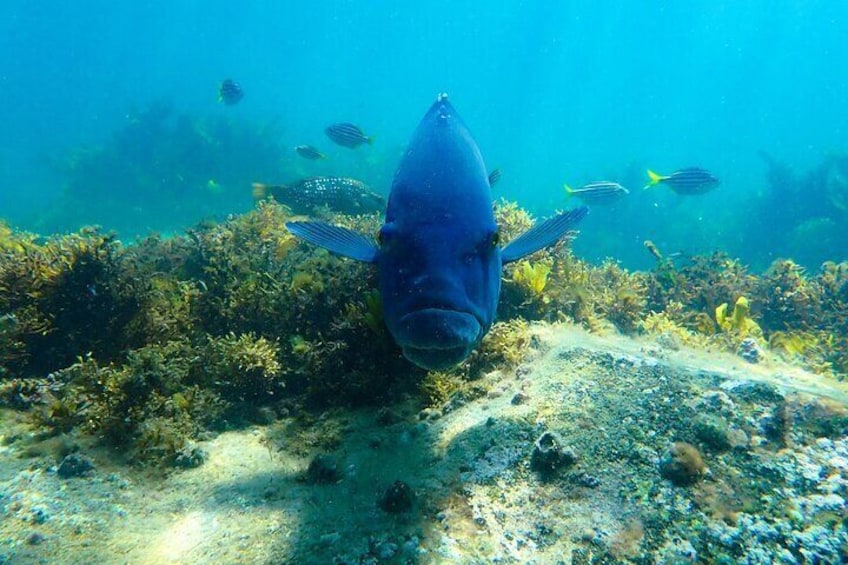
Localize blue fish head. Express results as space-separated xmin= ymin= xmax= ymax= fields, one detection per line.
xmin=378 ymin=96 xmax=501 ymax=371
xmin=285 ymin=95 xmax=588 ymax=372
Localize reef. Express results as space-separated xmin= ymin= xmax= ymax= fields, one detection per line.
xmin=2 ymin=198 xmax=848 ymax=564
xmin=2 ymin=198 xmax=848 ymax=475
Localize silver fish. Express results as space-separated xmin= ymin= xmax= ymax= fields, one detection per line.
xmin=564 ymin=181 xmax=629 ymax=204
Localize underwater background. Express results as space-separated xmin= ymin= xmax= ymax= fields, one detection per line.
xmin=5 ymin=3 xmax=848 ymax=564
xmin=2 ymin=1 xmax=847 ymax=271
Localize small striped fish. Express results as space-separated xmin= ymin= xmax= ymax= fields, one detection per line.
xmin=645 ymin=167 xmax=719 ymax=195
xmin=295 ymin=145 xmax=328 ymax=160
xmin=325 ymin=122 xmax=372 ymax=148
xmin=488 ymin=168 xmax=501 ymax=187
xmin=252 ymin=176 xmax=385 ymax=215
xmin=564 ymin=181 xmax=629 ymax=204
xmin=217 ymin=79 xmax=243 ymax=105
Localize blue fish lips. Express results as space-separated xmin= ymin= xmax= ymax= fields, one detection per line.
xmin=394 ymin=308 xmax=484 ymax=371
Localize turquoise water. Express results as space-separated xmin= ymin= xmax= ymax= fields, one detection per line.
xmin=2 ymin=1 xmax=847 ymax=269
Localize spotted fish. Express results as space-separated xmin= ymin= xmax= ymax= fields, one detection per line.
xmin=287 ymin=94 xmax=588 ymax=370
xmin=252 ymin=177 xmax=385 ymax=216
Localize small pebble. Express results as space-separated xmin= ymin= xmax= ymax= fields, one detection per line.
xmin=304 ymin=454 xmax=341 ymax=484
xmin=378 ymin=480 xmax=414 ymax=513
xmin=376 ymin=407 xmax=399 ymax=426
xmin=173 ymin=442 xmax=207 ymax=469
xmin=30 ymin=508 xmax=48 ymax=524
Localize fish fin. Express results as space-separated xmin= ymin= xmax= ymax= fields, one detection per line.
xmin=488 ymin=169 xmax=501 ymax=186
xmin=367 ymin=135 xmax=375 ymax=145
xmin=644 ymin=169 xmax=666 ymax=189
xmin=252 ymin=183 xmax=269 ymax=200
xmin=563 ymin=184 xmax=574 ymax=198
xmin=286 ymin=221 xmax=378 ymax=262
xmin=501 ymin=206 xmax=589 ymax=264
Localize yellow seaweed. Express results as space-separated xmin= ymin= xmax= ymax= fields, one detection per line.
xmin=768 ymin=331 xmax=820 ymax=357
xmin=715 ymin=296 xmax=762 ymax=338
xmin=511 ymin=260 xmax=552 ymax=297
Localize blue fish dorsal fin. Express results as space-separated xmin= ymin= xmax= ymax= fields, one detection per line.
xmin=501 ymin=206 xmax=589 ymax=264
xmin=286 ymin=221 xmax=378 ymax=262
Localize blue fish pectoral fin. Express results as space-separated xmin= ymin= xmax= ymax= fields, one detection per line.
xmin=501 ymin=206 xmax=589 ymax=264
xmin=286 ymin=221 xmax=378 ymax=262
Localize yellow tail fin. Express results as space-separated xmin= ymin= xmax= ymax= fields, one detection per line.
xmin=645 ymin=169 xmax=666 ymax=189
xmin=563 ymin=184 xmax=574 ymax=198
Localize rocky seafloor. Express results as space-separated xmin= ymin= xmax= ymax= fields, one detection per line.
xmin=1 ymin=323 xmax=847 ymax=564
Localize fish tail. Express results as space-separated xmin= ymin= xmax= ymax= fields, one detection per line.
xmin=366 ymin=135 xmax=375 ymax=145
xmin=644 ymin=169 xmax=666 ymax=189
xmin=563 ymin=184 xmax=574 ymax=198
xmin=252 ymin=182 xmax=269 ymax=201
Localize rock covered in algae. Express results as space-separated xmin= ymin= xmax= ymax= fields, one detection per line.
xmin=378 ymin=480 xmax=414 ymax=513
xmin=56 ymin=453 xmax=95 ymax=479
xmin=530 ymin=430 xmax=577 ymax=479
xmin=659 ymin=441 xmax=706 ymax=486
xmin=304 ymin=454 xmax=341 ymax=484
xmin=737 ymin=336 xmax=763 ymax=363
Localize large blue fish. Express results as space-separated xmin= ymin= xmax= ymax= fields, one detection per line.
xmin=287 ymin=94 xmax=587 ymax=370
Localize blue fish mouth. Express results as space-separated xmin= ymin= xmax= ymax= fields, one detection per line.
xmin=403 ymin=344 xmax=473 ymax=372
xmin=395 ymin=309 xmax=483 ymax=371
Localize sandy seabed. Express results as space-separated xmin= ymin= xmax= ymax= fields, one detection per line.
xmin=2 ymin=323 xmax=847 ymax=564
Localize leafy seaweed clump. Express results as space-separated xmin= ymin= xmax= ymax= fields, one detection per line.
xmin=0 ymin=226 xmax=146 ymax=376
xmin=3 ymin=196 xmax=848 ymax=470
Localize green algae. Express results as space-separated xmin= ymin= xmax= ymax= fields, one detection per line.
xmin=2 ymin=199 xmax=848 ymax=470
